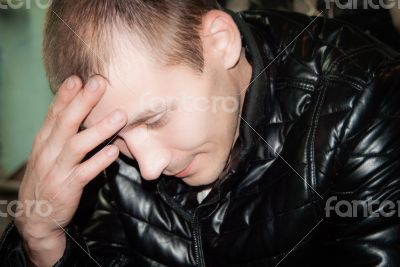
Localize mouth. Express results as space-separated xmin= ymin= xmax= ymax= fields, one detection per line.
xmin=174 ymin=160 xmax=194 ymax=178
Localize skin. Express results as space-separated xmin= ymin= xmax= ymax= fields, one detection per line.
xmin=16 ymin=10 xmax=252 ymax=267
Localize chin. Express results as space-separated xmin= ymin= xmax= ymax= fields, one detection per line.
xmin=181 ymin=172 xmax=219 ymax=187
xmin=182 ymin=178 xmax=205 ymax=187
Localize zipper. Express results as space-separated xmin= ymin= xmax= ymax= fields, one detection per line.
xmin=192 ymin=209 xmax=205 ymax=267
xmin=156 ymin=177 xmax=229 ymax=267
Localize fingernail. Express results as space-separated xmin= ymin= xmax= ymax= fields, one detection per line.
xmin=66 ymin=78 xmax=75 ymax=90
xmin=87 ymin=79 xmax=98 ymax=92
xmin=107 ymin=146 xmax=118 ymax=157
xmin=111 ymin=111 xmax=124 ymax=124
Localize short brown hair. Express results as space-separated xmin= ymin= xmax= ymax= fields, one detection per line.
xmin=43 ymin=0 xmax=219 ymax=91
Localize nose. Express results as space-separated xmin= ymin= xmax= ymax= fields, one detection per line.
xmin=123 ymin=128 xmax=171 ymax=180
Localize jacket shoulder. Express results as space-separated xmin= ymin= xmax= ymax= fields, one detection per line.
xmin=240 ymin=9 xmax=399 ymax=83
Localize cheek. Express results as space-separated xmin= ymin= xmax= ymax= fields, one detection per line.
xmin=166 ymin=112 xmax=211 ymax=150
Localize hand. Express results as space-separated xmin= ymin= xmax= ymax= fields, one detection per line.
xmin=14 ymin=76 xmax=127 ymax=266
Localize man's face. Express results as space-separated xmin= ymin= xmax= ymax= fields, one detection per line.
xmin=83 ymin=40 xmax=245 ymax=186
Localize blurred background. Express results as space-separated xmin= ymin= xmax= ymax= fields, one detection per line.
xmin=0 ymin=0 xmax=399 ymax=234
xmin=0 ymin=5 xmax=51 ymax=233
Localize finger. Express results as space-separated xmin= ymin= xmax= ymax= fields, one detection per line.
xmin=46 ymin=76 xmax=107 ymax=149
xmin=38 ymin=76 xmax=82 ymax=143
xmin=64 ymin=145 xmax=119 ymax=191
xmin=55 ymin=109 xmax=127 ymax=172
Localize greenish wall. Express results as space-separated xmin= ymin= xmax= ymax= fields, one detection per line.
xmin=0 ymin=7 xmax=52 ymax=179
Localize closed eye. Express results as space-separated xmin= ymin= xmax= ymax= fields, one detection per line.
xmin=145 ymin=115 xmax=169 ymax=130
xmin=146 ymin=118 xmax=167 ymax=130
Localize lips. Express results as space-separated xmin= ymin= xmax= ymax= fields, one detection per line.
xmin=175 ymin=161 xmax=193 ymax=178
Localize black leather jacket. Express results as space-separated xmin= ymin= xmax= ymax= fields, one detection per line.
xmin=2 ymin=9 xmax=400 ymax=267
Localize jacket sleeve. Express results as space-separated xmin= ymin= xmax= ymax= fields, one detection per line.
xmin=318 ymin=62 xmax=400 ymax=266
xmin=0 ymin=178 xmax=135 ymax=267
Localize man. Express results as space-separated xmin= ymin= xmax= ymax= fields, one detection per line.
xmin=1 ymin=0 xmax=400 ymax=266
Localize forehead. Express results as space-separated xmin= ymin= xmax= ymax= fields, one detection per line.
xmin=82 ymin=42 xmax=202 ymax=128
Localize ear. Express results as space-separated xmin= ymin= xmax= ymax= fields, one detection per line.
xmin=201 ymin=10 xmax=242 ymax=70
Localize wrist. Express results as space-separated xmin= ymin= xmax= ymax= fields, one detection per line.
xmin=16 ymin=219 xmax=62 ymax=242
xmin=23 ymin=232 xmax=66 ymax=267
xmin=24 ymin=230 xmax=66 ymax=252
